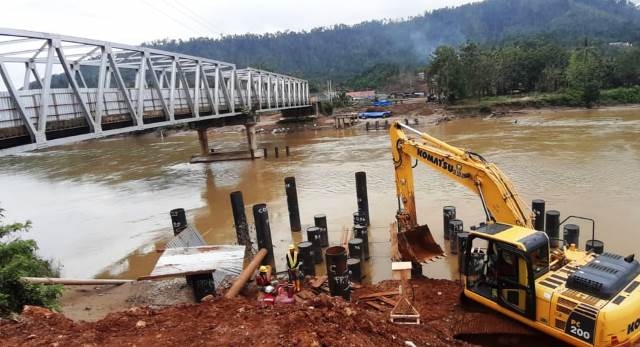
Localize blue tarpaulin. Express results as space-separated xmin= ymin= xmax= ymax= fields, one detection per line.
xmin=372 ymin=100 xmax=393 ymax=107
xmin=359 ymin=111 xmax=391 ymax=119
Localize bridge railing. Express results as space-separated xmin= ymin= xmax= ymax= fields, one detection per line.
xmin=0 ymin=28 xmax=310 ymax=154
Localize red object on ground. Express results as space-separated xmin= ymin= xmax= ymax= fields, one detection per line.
xmin=262 ymin=293 xmax=275 ymax=305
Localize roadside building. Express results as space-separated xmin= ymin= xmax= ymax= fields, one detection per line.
xmin=346 ymin=90 xmax=376 ymax=101
xmin=609 ymin=42 xmax=633 ymax=48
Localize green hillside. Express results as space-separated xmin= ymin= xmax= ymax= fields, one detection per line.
xmin=147 ymin=0 xmax=640 ymax=83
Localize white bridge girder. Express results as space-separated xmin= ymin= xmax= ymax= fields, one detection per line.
xmin=0 ymin=28 xmax=311 ymax=155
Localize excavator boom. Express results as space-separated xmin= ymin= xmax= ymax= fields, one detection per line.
xmin=390 ymin=121 xmax=533 ymax=262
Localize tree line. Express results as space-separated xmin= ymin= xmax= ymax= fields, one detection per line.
xmin=427 ymin=37 xmax=640 ymax=106
xmin=149 ymin=0 xmax=640 ymax=84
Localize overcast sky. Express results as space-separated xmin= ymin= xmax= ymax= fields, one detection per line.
xmin=1 ymin=0 xmax=476 ymax=44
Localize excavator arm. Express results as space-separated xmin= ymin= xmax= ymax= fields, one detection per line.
xmin=390 ymin=121 xmax=533 ymax=262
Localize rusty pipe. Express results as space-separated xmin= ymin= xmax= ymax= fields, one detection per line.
xmin=224 ymin=248 xmax=268 ymax=299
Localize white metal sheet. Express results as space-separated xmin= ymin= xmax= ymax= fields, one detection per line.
xmin=143 ymin=245 xmax=245 ymax=280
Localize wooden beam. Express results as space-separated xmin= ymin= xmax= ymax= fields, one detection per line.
xmin=365 ymin=301 xmax=388 ymax=312
xmin=357 ymin=290 xmax=400 ymax=300
xmin=224 ymin=248 xmax=268 ymax=299
xmin=21 ymin=277 xmax=134 ymax=285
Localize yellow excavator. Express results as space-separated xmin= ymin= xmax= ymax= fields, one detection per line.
xmin=389 ymin=121 xmax=640 ymax=347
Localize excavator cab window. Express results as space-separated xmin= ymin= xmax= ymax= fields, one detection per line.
xmin=528 ymin=245 xmax=550 ymax=278
xmin=496 ymin=246 xmax=532 ymax=317
xmin=465 ymin=236 xmax=536 ymax=320
xmin=465 ymin=237 xmax=498 ymax=300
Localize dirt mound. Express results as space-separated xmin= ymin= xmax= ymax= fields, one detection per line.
xmin=356 ymin=278 xmax=533 ymax=337
xmin=0 ymin=278 xmax=543 ymax=346
xmin=1 ymin=298 xmax=459 ymax=347
xmin=387 ymin=102 xmax=435 ymax=117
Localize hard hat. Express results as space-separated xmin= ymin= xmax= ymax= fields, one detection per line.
xmin=259 ymin=265 xmax=267 ymax=272
xmin=264 ymin=285 xmax=275 ymax=294
xmin=288 ymin=244 xmax=295 ymax=250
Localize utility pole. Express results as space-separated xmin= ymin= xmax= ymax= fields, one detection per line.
xmin=327 ymin=80 xmax=330 ymax=103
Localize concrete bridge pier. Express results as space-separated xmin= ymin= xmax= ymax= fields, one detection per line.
xmin=197 ymin=127 xmax=210 ymax=156
xmin=190 ymin=115 xmax=264 ymax=164
xmin=245 ymin=122 xmax=257 ymax=158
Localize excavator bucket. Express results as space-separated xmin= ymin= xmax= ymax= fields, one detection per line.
xmin=394 ymin=223 xmax=445 ymax=263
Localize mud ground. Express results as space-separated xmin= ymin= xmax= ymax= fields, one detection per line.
xmin=0 ymin=278 xmax=568 ymax=346
xmin=58 ymin=278 xmax=195 ymax=322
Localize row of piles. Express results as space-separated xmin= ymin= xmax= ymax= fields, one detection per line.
xmin=444 ymin=199 xmax=605 ymax=275
xmin=229 ymin=171 xmax=372 ymax=300
xmin=364 ymin=118 xmax=418 ymax=131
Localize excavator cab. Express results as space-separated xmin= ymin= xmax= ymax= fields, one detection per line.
xmin=462 ymin=224 xmax=548 ymax=320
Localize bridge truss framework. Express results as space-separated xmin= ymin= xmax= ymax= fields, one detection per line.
xmin=0 ymin=28 xmax=310 ymax=155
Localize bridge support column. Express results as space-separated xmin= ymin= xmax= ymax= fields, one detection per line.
xmin=245 ymin=122 xmax=257 ymax=155
xmin=197 ymin=127 xmax=210 ymax=155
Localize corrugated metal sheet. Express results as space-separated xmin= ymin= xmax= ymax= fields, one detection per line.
xmin=166 ymin=225 xmax=206 ymax=248
xmin=144 ymin=245 xmax=245 ymax=280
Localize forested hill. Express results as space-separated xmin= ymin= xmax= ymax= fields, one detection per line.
xmin=147 ymin=0 xmax=640 ymax=83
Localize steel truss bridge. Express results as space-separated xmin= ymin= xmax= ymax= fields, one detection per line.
xmin=0 ymin=28 xmax=311 ymax=155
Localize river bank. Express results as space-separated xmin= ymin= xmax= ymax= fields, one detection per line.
xmin=139 ymin=98 xmax=640 ymax=139
xmin=443 ymin=92 xmax=640 ymax=117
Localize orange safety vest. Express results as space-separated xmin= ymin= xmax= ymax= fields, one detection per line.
xmin=286 ymin=251 xmax=299 ymax=269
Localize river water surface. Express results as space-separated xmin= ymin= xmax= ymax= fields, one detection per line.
xmin=0 ymin=108 xmax=639 ymax=282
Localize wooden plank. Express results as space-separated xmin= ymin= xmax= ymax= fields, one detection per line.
xmin=310 ymin=275 xmax=327 ymax=288
xmin=357 ymin=290 xmax=400 ymax=300
xmin=390 ymin=222 xmax=402 ymax=261
xmin=366 ymin=301 xmax=388 ymax=312
xmin=296 ymin=290 xmax=316 ymax=300
xmin=141 ymin=245 xmax=245 ymax=280
xmin=224 ymin=249 xmax=267 ymax=299
xmin=378 ymin=296 xmax=398 ymax=307
xmin=341 ymin=226 xmax=352 ymax=250
xmin=350 ymin=283 xmax=363 ymax=289
xmin=21 ymin=277 xmax=134 ymax=285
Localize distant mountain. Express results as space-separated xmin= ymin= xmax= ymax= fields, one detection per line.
xmin=148 ymin=0 xmax=640 ymax=84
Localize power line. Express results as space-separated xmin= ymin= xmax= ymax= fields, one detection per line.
xmin=139 ymin=0 xmax=208 ymax=38
xmin=160 ymin=0 xmax=217 ymax=37
xmin=165 ymin=0 xmax=222 ymax=37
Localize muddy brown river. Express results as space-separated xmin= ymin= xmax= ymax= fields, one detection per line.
xmin=0 ymin=108 xmax=639 ymax=283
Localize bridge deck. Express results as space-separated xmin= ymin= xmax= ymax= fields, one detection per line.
xmin=0 ymin=28 xmax=310 ymax=155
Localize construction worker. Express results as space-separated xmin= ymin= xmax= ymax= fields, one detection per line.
xmin=256 ymin=265 xmax=271 ymax=289
xmin=286 ymin=244 xmax=301 ymax=292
